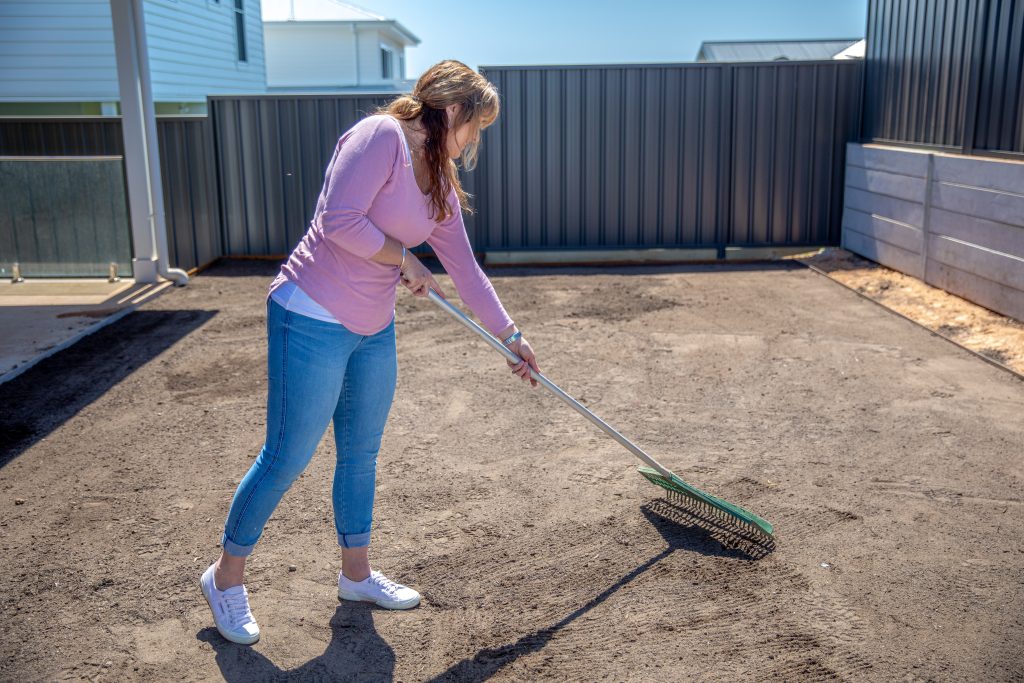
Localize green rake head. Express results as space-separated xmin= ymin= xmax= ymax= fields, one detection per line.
xmin=638 ymin=466 xmax=774 ymax=540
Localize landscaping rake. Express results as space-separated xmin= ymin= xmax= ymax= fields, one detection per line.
xmin=426 ymin=289 xmax=774 ymax=540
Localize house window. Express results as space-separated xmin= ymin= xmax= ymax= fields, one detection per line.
xmin=381 ymin=45 xmax=393 ymax=80
xmin=233 ymin=0 xmax=247 ymax=62
xmin=399 ymin=53 xmax=405 ymax=80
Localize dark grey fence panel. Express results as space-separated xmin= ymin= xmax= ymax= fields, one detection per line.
xmin=974 ymin=0 xmax=1024 ymax=154
xmin=0 ymin=116 xmax=219 ymax=271
xmin=209 ymin=95 xmax=398 ymax=258
xmin=863 ymin=0 xmax=980 ymax=150
xmin=862 ymin=0 xmax=1023 ymax=157
xmin=479 ymin=60 xmax=862 ymax=251
xmin=0 ymin=118 xmax=124 ymax=156
xmin=157 ymin=118 xmax=222 ymax=272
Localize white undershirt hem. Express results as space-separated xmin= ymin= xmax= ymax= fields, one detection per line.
xmin=270 ymin=280 xmax=341 ymax=324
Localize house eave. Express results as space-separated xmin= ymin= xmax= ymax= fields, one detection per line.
xmin=263 ymin=18 xmax=420 ymax=45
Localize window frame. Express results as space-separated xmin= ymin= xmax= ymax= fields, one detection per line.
xmin=380 ymin=44 xmax=394 ymax=80
xmin=233 ymin=0 xmax=247 ymax=63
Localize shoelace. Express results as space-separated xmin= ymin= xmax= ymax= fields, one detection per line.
xmin=222 ymin=589 xmax=254 ymax=626
xmin=368 ymin=571 xmax=401 ymax=597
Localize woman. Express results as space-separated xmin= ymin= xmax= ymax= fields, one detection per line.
xmin=200 ymin=60 xmax=540 ymax=645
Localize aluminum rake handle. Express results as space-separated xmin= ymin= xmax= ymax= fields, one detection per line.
xmin=426 ymin=289 xmax=674 ymax=480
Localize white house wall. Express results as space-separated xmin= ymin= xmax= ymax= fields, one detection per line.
xmin=0 ymin=0 xmax=265 ymax=103
xmin=356 ymin=26 xmax=395 ymax=86
xmin=0 ymin=1 xmax=119 ymax=101
xmin=144 ymin=0 xmax=266 ymax=99
xmin=264 ymin=23 xmax=357 ymax=88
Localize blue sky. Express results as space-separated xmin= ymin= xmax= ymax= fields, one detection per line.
xmin=355 ymin=0 xmax=869 ymax=78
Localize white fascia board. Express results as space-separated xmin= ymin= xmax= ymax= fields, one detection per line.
xmin=385 ymin=20 xmax=419 ymax=45
xmin=263 ymin=18 xmax=419 ymax=45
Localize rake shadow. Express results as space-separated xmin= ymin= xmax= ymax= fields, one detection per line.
xmin=424 ymin=495 xmax=773 ymax=682
xmin=642 ymin=496 xmax=777 ymax=560
xmin=0 ymin=308 xmax=217 ymax=468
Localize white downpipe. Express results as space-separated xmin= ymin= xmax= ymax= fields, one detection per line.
xmin=353 ymin=24 xmax=361 ymax=85
xmin=130 ymin=0 xmax=186 ymax=286
xmin=110 ymin=0 xmax=188 ymax=286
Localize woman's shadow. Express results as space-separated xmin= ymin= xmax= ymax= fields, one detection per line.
xmin=197 ymin=601 xmax=395 ymax=682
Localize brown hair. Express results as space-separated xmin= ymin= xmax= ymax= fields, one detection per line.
xmin=379 ymin=60 xmax=499 ymax=222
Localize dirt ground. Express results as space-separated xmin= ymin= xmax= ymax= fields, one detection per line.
xmin=800 ymin=248 xmax=1024 ymax=375
xmin=1 ymin=259 xmax=1022 ymax=682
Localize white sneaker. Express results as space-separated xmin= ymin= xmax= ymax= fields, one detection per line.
xmin=338 ymin=570 xmax=421 ymax=610
xmin=200 ymin=564 xmax=260 ymax=645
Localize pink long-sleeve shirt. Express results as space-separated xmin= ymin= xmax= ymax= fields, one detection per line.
xmin=269 ymin=114 xmax=512 ymax=336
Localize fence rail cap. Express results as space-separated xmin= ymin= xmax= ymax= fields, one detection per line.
xmin=0 ymin=155 xmax=123 ymax=161
xmin=0 ymin=115 xmax=207 ymax=122
xmin=207 ymin=93 xmax=400 ymax=101
xmin=479 ymin=59 xmax=861 ymax=71
xmin=0 ymin=115 xmax=121 ymax=121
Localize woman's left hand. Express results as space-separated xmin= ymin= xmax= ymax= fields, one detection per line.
xmin=400 ymin=251 xmax=446 ymax=298
xmin=506 ymin=336 xmax=539 ymax=388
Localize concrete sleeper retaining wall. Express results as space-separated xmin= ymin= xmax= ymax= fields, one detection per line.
xmin=841 ymin=143 xmax=1024 ymax=321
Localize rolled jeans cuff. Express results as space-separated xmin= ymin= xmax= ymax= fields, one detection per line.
xmin=339 ymin=531 xmax=371 ymax=548
xmin=221 ymin=533 xmax=255 ymax=558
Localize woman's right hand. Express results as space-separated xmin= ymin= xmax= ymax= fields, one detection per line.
xmin=400 ymin=251 xmax=446 ymax=298
xmin=506 ymin=336 xmax=540 ymax=388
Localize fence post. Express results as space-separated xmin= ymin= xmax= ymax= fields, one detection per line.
xmin=919 ymin=152 xmax=934 ymax=283
xmin=720 ymin=63 xmax=735 ymax=253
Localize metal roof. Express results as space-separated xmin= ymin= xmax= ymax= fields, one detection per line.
xmin=696 ymin=39 xmax=861 ymax=62
xmin=261 ymin=0 xmax=385 ymax=22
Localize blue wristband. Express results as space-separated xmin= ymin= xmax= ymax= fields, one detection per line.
xmin=502 ymin=330 xmax=522 ymax=346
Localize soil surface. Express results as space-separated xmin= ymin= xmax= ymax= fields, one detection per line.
xmin=1 ymin=259 xmax=1022 ymax=682
xmin=800 ymin=248 xmax=1024 ymax=375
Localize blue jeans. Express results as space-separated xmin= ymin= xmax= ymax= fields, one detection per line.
xmin=221 ymin=299 xmax=397 ymax=556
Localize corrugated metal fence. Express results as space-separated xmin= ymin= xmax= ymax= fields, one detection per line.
xmin=863 ymin=0 xmax=1024 ymax=157
xmin=156 ymin=118 xmax=221 ymax=274
xmin=476 ymin=61 xmax=863 ymax=252
xmin=1 ymin=59 xmax=863 ymax=272
xmin=209 ymin=95 xmax=393 ymax=258
xmin=208 ymin=61 xmax=862 ymax=256
xmin=973 ymin=0 xmax=1024 ymax=155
